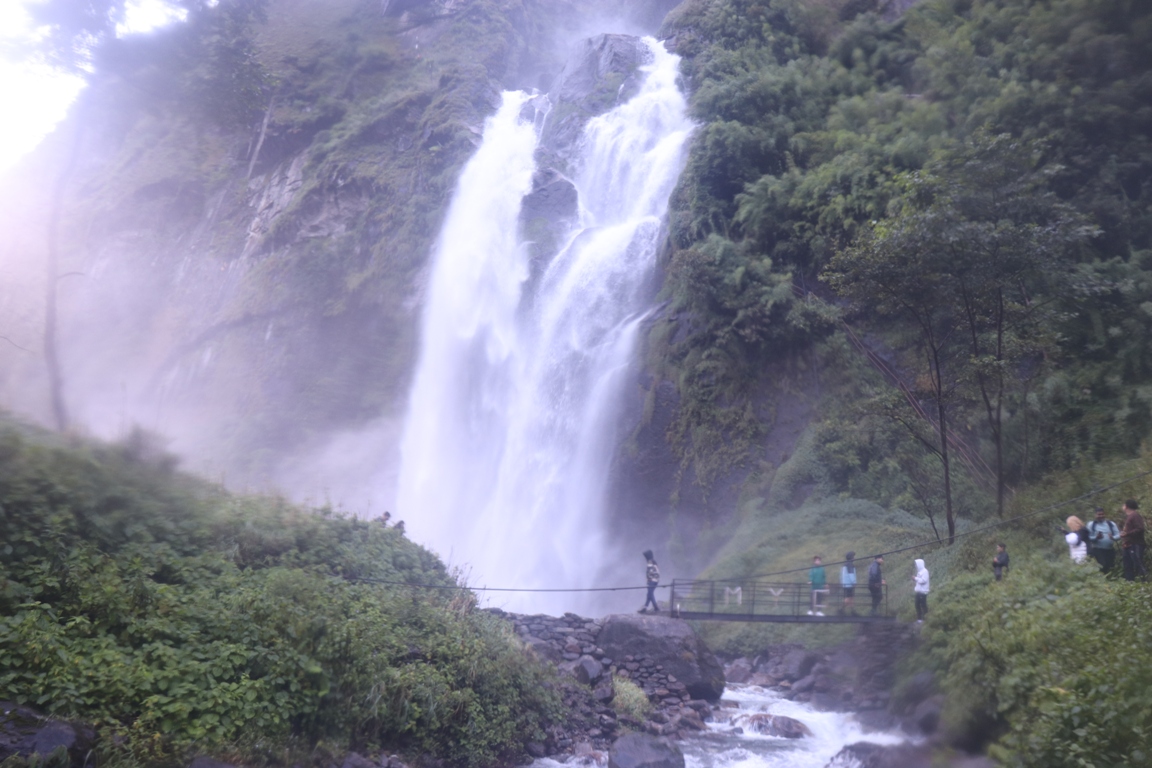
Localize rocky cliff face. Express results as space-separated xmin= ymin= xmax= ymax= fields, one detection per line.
xmin=0 ymin=0 xmax=682 ymax=498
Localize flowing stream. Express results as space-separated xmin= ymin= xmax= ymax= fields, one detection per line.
xmin=532 ymin=684 xmax=907 ymax=768
xmin=397 ymin=37 xmax=692 ymax=613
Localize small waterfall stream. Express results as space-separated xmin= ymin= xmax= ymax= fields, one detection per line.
xmin=397 ymin=38 xmax=692 ymax=613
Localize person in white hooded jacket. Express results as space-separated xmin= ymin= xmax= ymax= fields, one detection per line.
xmin=913 ymin=558 xmax=930 ymax=622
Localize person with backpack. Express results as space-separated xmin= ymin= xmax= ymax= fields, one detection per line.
xmin=840 ymin=551 xmax=857 ymax=614
xmin=1086 ymin=506 xmax=1120 ymax=574
xmin=868 ymin=555 xmax=885 ymax=615
xmin=640 ymin=550 xmax=660 ymax=612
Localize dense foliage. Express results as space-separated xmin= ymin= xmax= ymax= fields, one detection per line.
xmin=903 ymin=452 xmax=1152 ymax=766
xmin=655 ymin=0 xmax=1152 ymax=519
xmin=0 ymin=423 xmax=562 ymax=767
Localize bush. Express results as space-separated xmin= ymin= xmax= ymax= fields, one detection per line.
xmin=611 ymin=676 xmax=651 ymax=723
xmin=0 ymin=424 xmax=563 ymax=767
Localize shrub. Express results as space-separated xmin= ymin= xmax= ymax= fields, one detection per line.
xmin=611 ymin=676 xmax=651 ymax=723
xmin=0 ymin=424 xmax=563 ymax=767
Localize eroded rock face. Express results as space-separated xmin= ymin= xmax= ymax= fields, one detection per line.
xmin=597 ymin=614 xmax=725 ymax=701
xmin=608 ymin=732 xmax=685 ymax=768
xmin=541 ymin=34 xmax=654 ymax=159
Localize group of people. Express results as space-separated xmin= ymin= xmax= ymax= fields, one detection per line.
xmin=807 ymin=552 xmax=903 ymax=618
xmin=640 ymin=498 xmax=1146 ymax=622
xmin=1063 ymin=499 xmax=1146 ymax=580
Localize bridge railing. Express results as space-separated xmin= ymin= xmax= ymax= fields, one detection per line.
xmin=669 ymin=578 xmax=889 ymax=621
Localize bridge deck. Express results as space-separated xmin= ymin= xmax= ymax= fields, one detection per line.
xmin=669 ymin=579 xmax=896 ymax=623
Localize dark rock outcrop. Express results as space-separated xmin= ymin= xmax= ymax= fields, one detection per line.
xmin=608 ymin=733 xmax=685 ymax=768
xmin=597 ymin=614 xmax=726 ymax=701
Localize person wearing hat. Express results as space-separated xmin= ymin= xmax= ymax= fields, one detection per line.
xmin=1085 ymin=507 xmax=1120 ymax=574
xmin=640 ymin=550 xmax=660 ymax=612
xmin=840 ymin=551 xmax=857 ymax=614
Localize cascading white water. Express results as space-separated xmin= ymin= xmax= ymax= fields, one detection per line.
xmin=397 ymin=38 xmax=692 ymax=614
xmin=530 ymin=684 xmax=909 ymax=768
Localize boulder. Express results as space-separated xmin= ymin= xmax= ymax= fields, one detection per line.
xmin=910 ymin=694 xmax=945 ymax=736
xmin=724 ymin=658 xmax=752 ymax=684
xmin=597 ymin=614 xmax=725 ymax=701
xmin=560 ymin=654 xmax=605 ymax=686
xmin=778 ymin=649 xmax=820 ymax=682
xmin=734 ymin=713 xmax=812 ymax=739
xmin=608 ymin=733 xmax=685 ymax=768
xmin=0 ymin=703 xmax=96 ymax=766
xmin=524 ymin=635 xmax=563 ymax=663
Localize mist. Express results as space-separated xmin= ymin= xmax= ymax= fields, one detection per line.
xmin=0 ymin=0 xmax=692 ymax=617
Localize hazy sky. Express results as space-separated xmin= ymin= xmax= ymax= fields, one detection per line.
xmin=0 ymin=0 xmax=184 ymax=172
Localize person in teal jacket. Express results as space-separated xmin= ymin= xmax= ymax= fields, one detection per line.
xmin=808 ymin=555 xmax=828 ymax=616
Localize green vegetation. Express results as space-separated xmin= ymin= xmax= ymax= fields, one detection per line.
xmin=0 ymin=420 xmax=563 ymax=767
xmin=902 ymin=451 xmax=1152 ymax=766
xmin=660 ymin=2 xmax=1152 ymax=760
xmin=610 ymin=676 xmax=651 ymax=723
xmin=656 ymin=0 xmax=1152 ymax=519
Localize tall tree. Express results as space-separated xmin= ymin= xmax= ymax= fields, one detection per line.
xmin=827 ymin=134 xmax=1095 ymax=531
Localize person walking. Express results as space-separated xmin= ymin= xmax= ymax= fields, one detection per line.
xmin=868 ymin=555 xmax=885 ymax=615
xmin=808 ymin=556 xmax=828 ymax=616
xmin=992 ymin=543 xmax=1009 ymax=581
xmin=913 ymin=558 xmax=930 ymax=622
xmin=1064 ymin=516 xmax=1088 ymax=563
xmin=840 ymin=551 xmax=857 ymax=614
xmin=1121 ymin=500 xmax=1147 ymax=582
xmin=1086 ymin=506 xmax=1120 ymax=575
xmin=640 ymin=550 xmax=660 ymax=612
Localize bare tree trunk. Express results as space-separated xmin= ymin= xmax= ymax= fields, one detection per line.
xmin=44 ymin=102 xmax=86 ymax=432
xmin=928 ymin=338 xmax=956 ymax=544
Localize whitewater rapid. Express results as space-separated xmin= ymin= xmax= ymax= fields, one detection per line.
xmin=397 ymin=37 xmax=692 ymax=613
xmin=530 ymin=684 xmax=909 ymax=768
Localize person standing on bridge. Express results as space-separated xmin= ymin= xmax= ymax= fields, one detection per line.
xmin=840 ymin=551 xmax=857 ymax=614
xmin=808 ymin=555 xmax=828 ymax=616
xmin=913 ymin=558 xmax=930 ymax=622
xmin=640 ymin=550 xmax=660 ymax=612
xmin=868 ymin=555 xmax=885 ymax=615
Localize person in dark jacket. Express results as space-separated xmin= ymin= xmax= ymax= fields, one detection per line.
xmin=868 ymin=555 xmax=885 ymax=615
xmin=992 ymin=543 xmax=1009 ymax=581
xmin=640 ymin=550 xmax=660 ymax=612
xmin=1121 ymin=500 xmax=1146 ymax=582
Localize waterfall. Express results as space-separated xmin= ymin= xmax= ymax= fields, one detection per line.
xmin=397 ymin=38 xmax=692 ymax=614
